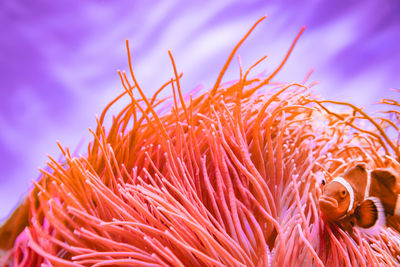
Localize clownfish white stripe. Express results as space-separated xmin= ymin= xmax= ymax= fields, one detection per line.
xmin=332 ymin=177 xmax=354 ymax=213
xmin=395 ymin=194 xmax=400 ymax=217
xmin=364 ymin=170 xmax=372 ymax=199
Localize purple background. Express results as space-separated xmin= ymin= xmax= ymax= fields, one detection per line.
xmin=1 ymin=0 xmax=399 ymax=219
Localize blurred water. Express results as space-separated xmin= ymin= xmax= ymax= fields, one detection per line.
xmin=0 ymin=0 xmax=399 ymax=219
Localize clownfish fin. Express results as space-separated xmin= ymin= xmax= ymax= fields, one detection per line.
xmin=355 ymin=197 xmax=385 ymax=235
xmin=355 ymin=198 xmax=378 ymax=228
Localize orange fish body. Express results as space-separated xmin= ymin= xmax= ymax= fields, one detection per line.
xmin=319 ymin=164 xmax=368 ymax=221
xmin=319 ymin=164 xmax=399 ymax=231
xmin=368 ymin=169 xmax=400 ymax=216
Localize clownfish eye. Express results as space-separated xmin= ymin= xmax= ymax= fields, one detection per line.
xmin=340 ymin=190 xmax=347 ymax=197
xmin=321 ymin=179 xmax=326 ymax=186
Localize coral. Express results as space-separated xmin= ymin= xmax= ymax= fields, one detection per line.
xmin=1 ymin=16 xmax=400 ymax=266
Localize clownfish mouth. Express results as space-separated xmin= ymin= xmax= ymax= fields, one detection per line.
xmin=319 ymin=195 xmax=338 ymax=211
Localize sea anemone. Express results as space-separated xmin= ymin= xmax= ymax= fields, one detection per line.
xmin=1 ymin=16 xmax=400 ymax=266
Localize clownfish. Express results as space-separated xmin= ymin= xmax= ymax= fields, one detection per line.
xmin=319 ymin=163 xmax=400 ymax=231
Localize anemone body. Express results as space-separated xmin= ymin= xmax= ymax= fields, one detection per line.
xmin=1 ymin=17 xmax=400 ymax=266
